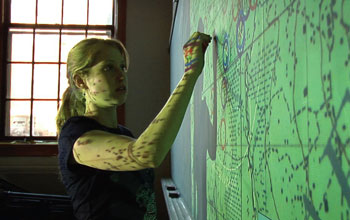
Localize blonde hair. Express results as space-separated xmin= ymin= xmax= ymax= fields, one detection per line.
xmin=56 ymin=38 xmax=129 ymax=134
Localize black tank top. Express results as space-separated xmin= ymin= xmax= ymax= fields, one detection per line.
xmin=58 ymin=116 xmax=157 ymax=220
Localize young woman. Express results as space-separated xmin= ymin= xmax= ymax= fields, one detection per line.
xmin=56 ymin=32 xmax=212 ymax=220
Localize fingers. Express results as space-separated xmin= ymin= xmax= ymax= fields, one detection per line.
xmin=183 ymin=33 xmax=200 ymax=48
xmin=182 ymin=32 xmax=212 ymax=74
xmin=186 ymin=32 xmax=211 ymax=44
xmin=198 ymin=32 xmax=212 ymax=42
xmin=183 ymin=32 xmax=212 ymax=52
xmin=201 ymin=34 xmax=212 ymax=51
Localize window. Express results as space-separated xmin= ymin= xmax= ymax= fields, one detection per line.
xmin=0 ymin=0 xmax=126 ymax=143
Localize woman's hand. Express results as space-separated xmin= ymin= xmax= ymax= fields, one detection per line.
xmin=183 ymin=32 xmax=212 ymax=75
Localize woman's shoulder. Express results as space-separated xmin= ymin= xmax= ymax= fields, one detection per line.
xmin=60 ymin=116 xmax=134 ymax=138
xmin=116 ymin=124 xmax=134 ymax=138
xmin=59 ymin=116 xmax=102 ymax=138
xmin=64 ymin=116 xmax=97 ymax=125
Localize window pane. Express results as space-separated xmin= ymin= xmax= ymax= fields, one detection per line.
xmin=63 ymin=0 xmax=87 ymax=25
xmin=11 ymin=0 xmax=36 ymax=24
xmin=8 ymin=29 xmax=33 ymax=62
xmin=37 ymin=0 xmax=62 ymax=24
xmin=61 ymin=30 xmax=86 ymax=62
xmin=33 ymin=64 xmax=59 ymax=99
xmin=5 ymin=101 xmax=31 ymax=136
xmin=89 ymin=0 xmax=113 ymax=25
xmin=7 ymin=64 xmax=33 ymax=99
xmin=87 ymin=30 xmax=111 ymax=39
xmin=34 ymin=29 xmax=60 ymax=62
xmin=60 ymin=64 xmax=69 ymax=99
xmin=32 ymin=101 xmax=57 ymax=136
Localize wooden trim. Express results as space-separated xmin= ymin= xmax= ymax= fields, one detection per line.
xmin=117 ymin=0 xmax=126 ymax=44
xmin=0 ymin=0 xmax=9 ymax=138
xmin=0 ymin=144 xmax=58 ymax=156
xmin=9 ymin=23 xmax=114 ymax=30
xmin=117 ymin=104 xmax=126 ymax=125
xmin=117 ymin=0 xmax=127 ymax=125
xmin=0 ymin=0 xmax=3 ymax=135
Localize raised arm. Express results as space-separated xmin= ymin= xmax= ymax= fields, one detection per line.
xmin=73 ymin=32 xmax=212 ymax=171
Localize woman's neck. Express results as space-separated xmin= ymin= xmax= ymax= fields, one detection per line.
xmin=84 ymin=102 xmax=118 ymax=128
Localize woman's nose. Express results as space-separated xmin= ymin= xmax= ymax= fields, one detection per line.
xmin=118 ymin=74 xmax=125 ymax=81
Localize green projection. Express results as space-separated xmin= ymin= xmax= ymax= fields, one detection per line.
xmin=187 ymin=0 xmax=350 ymax=219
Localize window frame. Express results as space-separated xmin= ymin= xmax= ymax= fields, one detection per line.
xmin=0 ymin=0 xmax=126 ymax=156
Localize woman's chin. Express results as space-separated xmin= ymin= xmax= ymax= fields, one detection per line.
xmin=113 ymin=97 xmax=127 ymax=106
xmin=117 ymin=99 xmax=126 ymax=106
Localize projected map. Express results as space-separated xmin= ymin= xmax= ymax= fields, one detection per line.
xmin=183 ymin=0 xmax=350 ymax=219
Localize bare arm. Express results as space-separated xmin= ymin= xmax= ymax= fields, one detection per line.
xmin=73 ymin=32 xmax=212 ymax=171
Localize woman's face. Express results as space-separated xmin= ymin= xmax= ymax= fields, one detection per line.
xmin=84 ymin=45 xmax=128 ymax=107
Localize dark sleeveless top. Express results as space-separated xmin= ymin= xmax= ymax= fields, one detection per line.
xmin=58 ymin=116 xmax=157 ymax=220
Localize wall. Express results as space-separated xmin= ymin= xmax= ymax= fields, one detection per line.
xmin=170 ymin=0 xmax=350 ymax=219
xmin=125 ymin=0 xmax=171 ymax=137
xmin=125 ymin=0 xmax=172 ymax=219
xmin=0 ymin=156 xmax=65 ymax=194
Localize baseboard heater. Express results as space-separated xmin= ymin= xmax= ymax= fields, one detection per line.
xmin=161 ymin=178 xmax=192 ymax=220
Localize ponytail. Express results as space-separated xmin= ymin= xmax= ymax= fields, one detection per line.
xmin=56 ymin=85 xmax=86 ymax=135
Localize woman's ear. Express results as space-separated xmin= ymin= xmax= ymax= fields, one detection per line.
xmin=73 ymin=74 xmax=88 ymax=90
